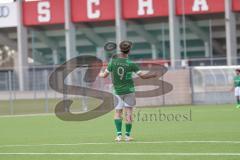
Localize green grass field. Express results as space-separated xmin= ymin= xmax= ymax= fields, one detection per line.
xmin=0 ymin=103 xmax=240 ymax=160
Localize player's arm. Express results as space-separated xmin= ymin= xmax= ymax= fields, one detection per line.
xmin=132 ymin=62 xmax=157 ymax=79
xmin=98 ymin=69 xmax=110 ymax=78
xmin=137 ymin=71 xmax=157 ymax=79
xmin=99 ymin=61 xmax=112 ymax=78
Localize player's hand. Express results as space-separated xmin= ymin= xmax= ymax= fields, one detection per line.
xmin=98 ymin=72 xmax=104 ymax=78
xmin=149 ymin=72 xmax=157 ymax=78
xmin=98 ymin=71 xmax=109 ymax=78
xmin=138 ymin=71 xmax=157 ymax=79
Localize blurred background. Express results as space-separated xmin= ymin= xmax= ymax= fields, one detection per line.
xmin=0 ymin=0 xmax=239 ymax=115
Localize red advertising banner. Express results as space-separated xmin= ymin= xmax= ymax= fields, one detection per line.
xmin=22 ymin=0 xmax=240 ymax=25
xmin=122 ymin=0 xmax=168 ymax=19
xmin=233 ymin=0 xmax=240 ymax=11
xmin=71 ymin=0 xmax=115 ymax=22
xmin=176 ymin=0 xmax=225 ymax=15
xmin=23 ymin=0 xmax=64 ymax=26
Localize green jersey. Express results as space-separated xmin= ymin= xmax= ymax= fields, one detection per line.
xmin=107 ymin=57 xmax=141 ymax=95
xmin=234 ymin=75 xmax=240 ymax=87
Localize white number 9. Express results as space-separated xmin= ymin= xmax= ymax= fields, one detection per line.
xmin=117 ymin=67 xmax=124 ymax=80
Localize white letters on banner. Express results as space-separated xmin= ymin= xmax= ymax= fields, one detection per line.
xmin=87 ymin=0 xmax=100 ymax=19
xmin=37 ymin=1 xmax=51 ymax=22
xmin=192 ymin=0 xmax=209 ymax=12
xmin=138 ymin=0 xmax=154 ymax=15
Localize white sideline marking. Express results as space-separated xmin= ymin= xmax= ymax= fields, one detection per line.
xmin=0 ymin=141 xmax=240 ymax=148
xmin=0 ymin=113 xmax=54 ymax=118
xmin=0 ymin=152 xmax=240 ymax=156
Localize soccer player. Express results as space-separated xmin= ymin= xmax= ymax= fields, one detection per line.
xmin=99 ymin=41 xmax=157 ymax=141
xmin=233 ymin=69 xmax=240 ymax=108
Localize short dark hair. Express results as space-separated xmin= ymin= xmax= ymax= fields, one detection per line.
xmin=119 ymin=41 xmax=132 ymax=54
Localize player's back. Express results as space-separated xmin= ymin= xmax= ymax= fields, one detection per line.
xmin=107 ymin=56 xmax=140 ymax=95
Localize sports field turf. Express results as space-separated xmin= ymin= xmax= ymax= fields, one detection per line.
xmin=0 ymin=103 xmax=239 ymax=160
